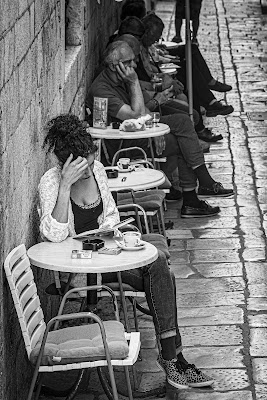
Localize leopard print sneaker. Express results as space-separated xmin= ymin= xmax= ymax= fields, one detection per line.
xmin=157 ymin=355 xmax=188 ymax=389
xmin=182 ymin=363 xmax=214 ymax=387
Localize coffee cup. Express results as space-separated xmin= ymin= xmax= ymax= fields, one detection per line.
xmin=117 ymin=158 xmax=130 ymax=170
xmin=122 ymin=231 xmax=141 ymax=247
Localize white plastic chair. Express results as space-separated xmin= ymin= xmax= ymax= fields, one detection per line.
xmin=4 ymin=244 xmax=140 ymax=400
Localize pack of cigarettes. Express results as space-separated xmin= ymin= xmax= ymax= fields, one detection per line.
xmin=98 ymin=247 xmax=122 ymax=255
xmin=71 ymin=250 xmax=92 ymax=259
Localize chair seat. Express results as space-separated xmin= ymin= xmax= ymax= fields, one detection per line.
xmin=142 ymin=233 xmax=170 ymax=259
xmin=118 ymin=189 xmax=165 ymax=202
xmin=30 ymin=321 xmax=129 ymax=366
xmin=118 ymin=196 xmax=164 ymax=212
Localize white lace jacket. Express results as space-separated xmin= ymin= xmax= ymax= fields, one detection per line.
xmin=38 ymin=160 xmax=120 ymax=242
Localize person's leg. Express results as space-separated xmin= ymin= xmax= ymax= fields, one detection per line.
xmin=160 ymin=114 xmax=233 ymax=208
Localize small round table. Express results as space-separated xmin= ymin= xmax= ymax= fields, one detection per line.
xmin=106 ymin=167 xmax=166 ymax=192
xmin=28 ymin=237 xmax=158 ymax=331
xmin=89 ymin=123 xmax=170 ymax=166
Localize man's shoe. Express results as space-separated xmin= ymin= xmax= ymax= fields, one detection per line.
xmin=198 ymin=182 xmax=234 ymax=198
xmin=206 ymin=101 xmax=234 ymax=117
xmin=172 ymin=35 xmax=182 ymax=43
xmin=197 ymin=128 xmax=223 ymax=143
xmin=181 ymin=363 xmax=214 ymax=387
xmin=191 ymin=38 xmax=199 ymax=46
xmin=181 ymin=200 xmax=220 ymax=218
xmin=166 ymin=187 xmax=183 ymax=201
xmin=157 ymin=355 xmax=189 ymax=389
xmin=208 ymin=81 xmax=232 ymax=92
xmin=199 ymin=139 xmax=210 ymax=153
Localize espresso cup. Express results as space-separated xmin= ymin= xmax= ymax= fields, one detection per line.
xmin=117 ymin=158 xmax=130 ymax=170
xmin=122 ymin=231 xmax=141 ymax=247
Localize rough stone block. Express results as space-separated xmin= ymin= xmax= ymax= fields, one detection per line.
xmin=248 ymin=298 xmax=267 ymax=312
xmin=178 ymin=306 xmax=243 ymax=327
xmin=191 ymin=249 xmax=240 ymax=263
xmin=186 ymin=238 xmax=240 ymax=250
xmin=251 ymin=328 xmax=267 ymax=356
xmin=193 ymin=262 xmax=243 ymax=278
xmin=184 ymin=346 xmax=244 ymax=369
xmin=255 ymin=384 xmax=267 ymax=400
xmin=253 ymin=359 xmax=267 ymax=383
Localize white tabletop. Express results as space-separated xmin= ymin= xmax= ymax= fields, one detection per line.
xmin=89 ymin=123 xmax=170 ymax=140
xmin=106 ymin=167 xmax=165 ymax=192
xmin=27 ymin=237 xmax=158 ymax=274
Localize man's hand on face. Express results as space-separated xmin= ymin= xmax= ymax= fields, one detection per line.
xmin=115 ymin=61 xmax=138 ymax=85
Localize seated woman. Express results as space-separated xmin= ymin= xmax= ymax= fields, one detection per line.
xmin=39 ymin=114 xmax=214 ymax=389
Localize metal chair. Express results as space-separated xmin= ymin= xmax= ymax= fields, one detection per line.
xmin=4 ymin=244 xmax=140 ymax=400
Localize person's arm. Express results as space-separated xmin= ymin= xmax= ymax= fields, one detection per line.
xmin=39 ymin=155 xmax=88 ymax=242
xmin=115 ymin=62 xmax=146 ymax=120
xmin=94 ymin=161 xmax=120 ymax=229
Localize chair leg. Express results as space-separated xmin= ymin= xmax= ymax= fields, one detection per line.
xmin=156 ymin=212 xmax=162 ymax=234
xmin=27 ymin=367 xmax=40 ymax=400
xmin=124 ymin=366 xmax=134 ymax=400
xmin=34 ymin=374 xmax=44 ymax=400
xmin=159 ymin=205 xmax=166 ymax=237
xmin=132 ymin=298 xmax=139 ymax=332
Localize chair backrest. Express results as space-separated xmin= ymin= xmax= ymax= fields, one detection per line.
xmin=4 ymin=244 xmax=46 ymax=359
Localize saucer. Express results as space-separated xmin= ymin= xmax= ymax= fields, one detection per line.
xmin=115 ymin=240 xmax=146 ymax=251
xmin=117 ymin=165 xmax=135 ymax=173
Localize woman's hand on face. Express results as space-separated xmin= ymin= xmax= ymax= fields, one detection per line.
xmin=60 ymin=154 xmax=88 ymax=190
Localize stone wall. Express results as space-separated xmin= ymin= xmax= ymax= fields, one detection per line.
xmin=0 ymin=0 xmax=121 ymax=399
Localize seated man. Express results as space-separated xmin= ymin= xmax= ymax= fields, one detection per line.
xmin=86 ymin=41 xmax=234 ymax=218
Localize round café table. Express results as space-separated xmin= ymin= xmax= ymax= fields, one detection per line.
xmin=106 ymin=166 xmax=166 ymax=192
xmin=27 ymin=236 xmax=158 ymax=332
xmin=89 ymin=123 xmax=170 ymax=166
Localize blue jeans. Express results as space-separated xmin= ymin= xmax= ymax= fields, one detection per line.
xmin=102 ymin=251 xmax=182 ymax=349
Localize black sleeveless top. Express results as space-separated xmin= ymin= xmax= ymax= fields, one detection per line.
xmin=70 ymin=191 xmax=103 ymax=234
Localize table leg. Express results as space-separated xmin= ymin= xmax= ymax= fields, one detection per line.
xmin=117 ymin=271 xmax=130 ymax=332
xmin=148 ymin=138 xmax=156 ymax=167
xmin=87 ymin=274 xmax=97 ymax=310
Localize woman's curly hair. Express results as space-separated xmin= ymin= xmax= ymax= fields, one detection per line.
xmin=43 ymin=114 xmax=98 ymax=164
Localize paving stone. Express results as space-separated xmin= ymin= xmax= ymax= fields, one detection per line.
xmin=170 ymin=264 xmax=195 ymax=279
xmin=245 ymin=262 xmax=267 ymax=284
xmin=178 ymin=306 xmax=243 ymax=326
xmin=168 ymin=239 xmax=186 ymax=251
xmin=243 ymin=236 xmax=266 ymax=248
xmin=173 ymin=391 xmax=252 ymax=400
xmin=242 ymin=248 xmax=266 ymax=261
xmin=176 ymin=277 xmax=245 ymax=294
xmin=191 ymin=249 xmax=240 ymax=263
xmin=169 ymin=250 xmax=190 ymax=264
xmin=194 ymin=229 xmax=239 ymax=238
xmin=183 ymin=346 xmax=244 ymax=368
xmin=253 ymin=359 xmax=267 ymax=384
xmin=239 ymin=206 xmax=261 ymax=216
xmin=240 ymin=217 xmax=262 ymax=230
xmin=186 ymin=238 xmax=240 ymax=250
xmin=171 ymin=217 xmax=237 ymax=230
xmin=250 ymin=328 xmax=267 ymax=356
xmin=138 ymin=372 xmax=165 ymax=393
xmin=134 ymin=348 xmax=160 ymax=373
xmin=248 ymin=298 xmax=267 ymax=312
xmin=249 ymin=283 xmax=267 ymax=297
xmin=181 ymin=325 xmax=243 ymax=347
xmin=193 ymin=263 xmax=243 ymax=277
xmin=177 ymin=291 xmax=244 ymax=308
xmin=249 ymin=314 xmax=267 ymax=327
xmin=255 ymin=384 xmax=267 ymax=400
xmin=209 ymin=369 xmax=250 ymax=391
xmin=165 ymin=229 xmax=194 ymax=239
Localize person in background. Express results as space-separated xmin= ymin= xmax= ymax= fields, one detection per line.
xmin=86 ymin=41 xmax=234 ymax=216
xmin=172 ymin=0 xmax=203 ymax=45
xmin=39 ymin=113 xmax=214 ymax=390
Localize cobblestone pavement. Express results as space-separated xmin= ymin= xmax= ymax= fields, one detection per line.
xmin=40 ymin=0 xmax=267 ymax=399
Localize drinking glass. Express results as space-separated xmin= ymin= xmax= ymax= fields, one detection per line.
xmin=152 ymin=112 xmax=160 ymax=127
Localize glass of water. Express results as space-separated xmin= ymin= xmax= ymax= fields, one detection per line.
xmin=152 ymin=112 xmax=160 ymax=127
